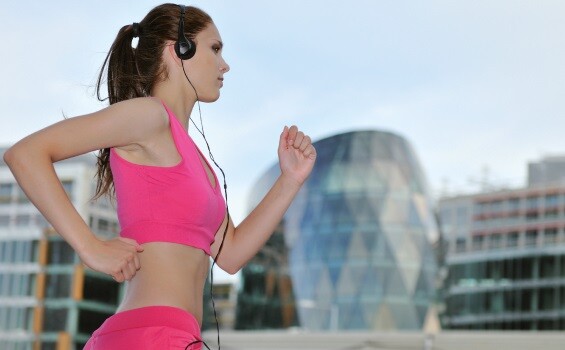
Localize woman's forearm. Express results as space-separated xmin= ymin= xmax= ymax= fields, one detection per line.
xmin=4 ymin=146 xmax=98 ymax=254
xmin=223 ymin=173 xmax=302 ymax=272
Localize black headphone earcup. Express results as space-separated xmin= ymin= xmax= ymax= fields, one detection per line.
xmin=175 ymin=4 xmax=196 ymax=60
xmin=175 ymin=37 xmax=196 ymax=60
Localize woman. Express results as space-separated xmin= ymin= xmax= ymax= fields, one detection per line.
xmin=4 ymin=3 xmax=316 ymax=349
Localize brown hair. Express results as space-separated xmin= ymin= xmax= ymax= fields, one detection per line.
xmin=93 ymin=3 xmax=212 ymax=200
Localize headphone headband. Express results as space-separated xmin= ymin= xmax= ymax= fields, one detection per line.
xmin=174 ymin=4 xmax=196 ymax=60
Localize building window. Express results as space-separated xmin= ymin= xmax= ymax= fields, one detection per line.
xmin=45 ymin=274 xmax=72 ymax=299
xmin=474 ymin=202 xmax=486 ymax=216
xmin=35 ymin=214 xmax=50 ymax=228
xmin=15 ymin=188 xmax=29 ymax=204
xmin=455 ymin=238 xmax=466 ymax=253
xmin=490 ymin=234 xmax=502 ymax=249
xmin=525 ymin=230 xmax=538 ymax=246
xmin=0 ymin=241 xmax=7 ymax=262
xmin=78 ymin=309 xmax=112 ymax=335
xmin=11 ymin=274 xmax=25 ymax=296
xmin=540 ymin=256 xmax=556 ymax=279
xmin=545 ymin=194 xmax=559 ymax=208
xmin=517 ymin=258 xmax=534 ymax=280
xmin=544 ymin=229 xmax=558 ymax=245
xmin=1 ymin=241 xmax=13 ymax=263
xmin=47 ymin=240 xmax=76 ymax=265
xmin=490 ymin=201 xmax=503 ymax=213
xmin=43 ymin=308 xmax=68 ymax=332
xmin=472 ymin=236 xmax=484 ymax=250
xmin=61 ymin=180 xmax=74 ymax=200
xmin=98 ymin=218 xmax=109 ymax=232
xmin=14 ymin=241 xmax=25 ymax=263
xmin=456 ymin=207 xmax=468 ymax=226
xmin=526 ymin=196 xmax=539 ymax=210
xmin=0 ymin=274 xmax=5 ymax=296
xmin=507 ymin=232 xmax=519 ymax=247
xmin=0 ymin=215 xmax=10 ymax=227
xmin=538 ymin=287 xmax=555 ymax=310
xmin=41 ymin=342 xmax=57 ymax=350
xmin=83 ymin=275 xmax=120 ymax=304
xmin=508 ymin=198 xmax=520 ymax=211
xmin=0 ymin=183 xmax=12 ymax=203
xmin=15 ymin=215 xmax=30 ymax=227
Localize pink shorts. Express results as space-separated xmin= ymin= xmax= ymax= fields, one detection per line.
xmin=83 ymin=306 xmax=203 ymax=350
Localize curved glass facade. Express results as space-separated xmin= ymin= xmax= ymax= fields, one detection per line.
xmin=240 ymin=130 xmax=438 ymax=330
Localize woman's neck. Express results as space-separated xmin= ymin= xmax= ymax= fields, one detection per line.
xmin=152 ymin=83 xmax=196 ymax=132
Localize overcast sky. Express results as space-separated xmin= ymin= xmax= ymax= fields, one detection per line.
xmin=2 ymin=1 xmax=564 ymax=281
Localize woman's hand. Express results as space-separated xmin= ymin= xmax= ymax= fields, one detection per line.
xmin=277 ymin=125 xmax=317 ymax=186
xmin=79 ymin=237 xmax=144 ymax=283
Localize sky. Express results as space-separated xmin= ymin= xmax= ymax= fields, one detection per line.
xmin=1 ymin=1 xmax=565 ymax=281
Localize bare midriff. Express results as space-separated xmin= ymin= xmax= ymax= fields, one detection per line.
xmin=115 ymin=242 xmax=210 ymax=326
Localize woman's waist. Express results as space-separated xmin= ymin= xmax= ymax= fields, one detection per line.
xmin=117 ymin=271 xmax=206 ymax=323
xmin=115 ymin=242 xmax=210 ymax=318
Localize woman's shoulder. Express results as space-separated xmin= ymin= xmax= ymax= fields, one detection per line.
xmin=105 ymin=96 xmax=169 ymax=133
xmin=111 ymin=97 xmax=167 ymax=122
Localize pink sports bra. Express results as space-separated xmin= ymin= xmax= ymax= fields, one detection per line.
xmin=109 ymin=102 xmax=226 ymax=255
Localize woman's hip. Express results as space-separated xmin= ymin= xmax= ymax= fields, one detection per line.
xmin=83 ymin=305 xmax=203 ymax=350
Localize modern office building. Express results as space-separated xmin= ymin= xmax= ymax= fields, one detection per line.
xmin=439 ymin=156 xmax=565 ymax=330
xmin=0 ymin=148 xmax=121 ymax=350
xmin=236 ymin=130 xmax=439 ymax=331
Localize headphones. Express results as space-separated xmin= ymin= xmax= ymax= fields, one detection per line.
xmin=174 ymin=4 xmax=197 ymax=60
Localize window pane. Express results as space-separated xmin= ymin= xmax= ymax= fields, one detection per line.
xmin=43 ymin=308 xmax=68 ymax=331
xmin=47 ymin=241 xmax=75 ymax=265
xmin=45 ymin=274 xmax=71 ymax=298
xmin=0 ymin=183 xmax=12 ymax=203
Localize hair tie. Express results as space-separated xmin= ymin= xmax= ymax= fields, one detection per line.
xmin=131 ymin=22 xmax=140 ymax=38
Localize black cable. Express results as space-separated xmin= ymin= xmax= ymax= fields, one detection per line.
xmin=181 ymin=62 xmax=230 ymax=350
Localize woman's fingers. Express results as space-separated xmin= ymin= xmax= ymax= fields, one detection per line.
xmin=287 ymin=125 xmax=298 ymax=146
xmin=111 ymin=272 xmax=122 ymax=283
xmin=118 ymin=237 xmax=144 ymax=252
xmin=303 ymin=144 xmax=317 ymax=159
xmin=285 ymin=125 xmax=313 ymax=155
xmin=298 ymin=135 xmax=311 ymax=151
xmin=133 ymin=254 xmax=141 ymax=270
xmin=124 ymin=255 xmax=137 ymax=279
xmin=83 ymin=238 xmax=143 ymax=283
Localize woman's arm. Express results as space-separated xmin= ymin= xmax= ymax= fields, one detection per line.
xmin=4 ymin=97 xmax=168 ymax=282
xmin=210 ymin=125 xmax=316 ymax=274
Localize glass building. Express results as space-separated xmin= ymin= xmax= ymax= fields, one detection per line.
xmin=439 ymin=156 xmax=565 ymax=330
xmin=236 ymin=130 xmax=439 ymax=330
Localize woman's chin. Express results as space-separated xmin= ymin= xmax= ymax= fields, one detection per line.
xmin=199 ymin=92 xmax=220 ymax=103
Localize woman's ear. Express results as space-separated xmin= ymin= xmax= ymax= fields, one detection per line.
xmin=164 ymin=42 xmax=182 ymax=67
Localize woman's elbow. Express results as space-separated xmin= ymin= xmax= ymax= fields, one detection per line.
xmin=216 ymin=259 xmax=242 ymax=275
xmin=3 ymin=145 xmax=20 ymax=168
